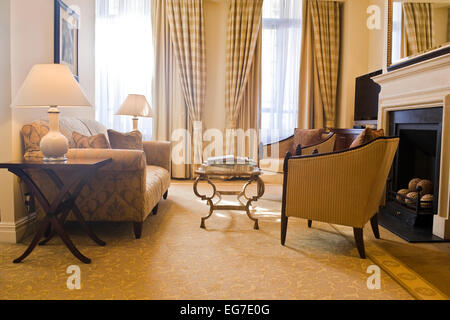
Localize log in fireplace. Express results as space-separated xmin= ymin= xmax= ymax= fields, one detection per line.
xmin=379 ymin=107 xmax=443 ymax=242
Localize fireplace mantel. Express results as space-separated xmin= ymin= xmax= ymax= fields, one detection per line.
xmin=373 ymin=54 xmax=450 ymax=239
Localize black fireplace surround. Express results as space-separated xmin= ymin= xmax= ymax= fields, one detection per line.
xmin=379 ymin=107 xmax=443 ymax=242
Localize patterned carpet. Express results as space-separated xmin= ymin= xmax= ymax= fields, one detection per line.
xmin=0 ymin=181 xmax=443 ymax=300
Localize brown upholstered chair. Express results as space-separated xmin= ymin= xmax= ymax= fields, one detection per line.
xmin=280 ymin=137 xmax=399 ymax=258
xmin=259 ymin=130 xmax=336 ymax=174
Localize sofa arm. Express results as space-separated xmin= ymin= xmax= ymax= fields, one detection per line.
xmin=143 ymin=141 xmax=171 ymax=173
xmin=66 ymin=149 xmax=146 ymax=171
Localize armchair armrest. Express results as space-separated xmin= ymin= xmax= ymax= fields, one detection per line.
xmin=143 ymin=141 xmax=171 ymax=173
xmin=66 ymin=149 xmax=146 ymax=171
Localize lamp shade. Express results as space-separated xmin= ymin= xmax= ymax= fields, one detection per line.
xmin=116 ymin=94 xmax=153 ymax=118
xmin=12 ymin=64 xmax=91 ymax=107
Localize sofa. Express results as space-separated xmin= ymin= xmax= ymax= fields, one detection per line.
xmin=21 ymin=117 xmax=171 ymax=239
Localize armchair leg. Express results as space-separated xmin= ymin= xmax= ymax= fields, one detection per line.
xmin=307 ymin=220 xmax=312 ymax=228
xmin=281 ymin=216 xmax=288 ymax=245
xmin=133 ymin=222 xmax=143 ymax=239
xmin=163 ymin=191 xmax=168 ymax=200
xmin=353 ymin=228 xmax=366 ymax=259
xmin=370 ymin=213 xmax=380 ymax=239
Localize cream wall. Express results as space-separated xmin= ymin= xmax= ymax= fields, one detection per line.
xmin=433 ymin=5 xmax=449 ymax=48
xmin=0 ymin=0 xmax=16 ymax=242
xmin=0 ymin=0 xmax=96 ymax=243
xmin=337 ymin=0 xmax=386 ymax=128
xmin=337 ymin=0 xmax=370 ymax=128
xmin=203 ymin=0 xmax=228 ymax=134
xmin=368 ymin=0 xmax=386 ymax=72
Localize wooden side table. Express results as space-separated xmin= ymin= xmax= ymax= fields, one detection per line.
xmin=193 ymin=165 xmax=265 ymax=230
xmin=0 ymin=158 xmax=112 ymax=264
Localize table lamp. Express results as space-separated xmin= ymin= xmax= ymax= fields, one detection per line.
xmin=116 ymin=94 xmax=153 ymax=131
xmin=12 ymin=64 xmax=91 ymax=161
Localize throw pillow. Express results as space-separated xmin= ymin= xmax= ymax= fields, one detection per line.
xmin=293 ymin=128 xmax=325 ymax=148
xmin=107 ymin=129 xmax=143 ymax=150
xmin=349 ymin=127 xmax=385 ymax=148
xmin=72 ymin=131 xmax=111 ymax=149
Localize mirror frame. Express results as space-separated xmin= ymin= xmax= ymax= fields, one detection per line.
xmin=387 ymin=0 xmax=450 ymax=71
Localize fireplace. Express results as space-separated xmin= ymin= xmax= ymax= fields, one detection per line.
xmin=373 ymin=53 xmax=450 ymax=240
xmin=379 ymin=108 xmax=443 ymax=241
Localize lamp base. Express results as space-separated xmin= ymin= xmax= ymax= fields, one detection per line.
xmin=43 ymin=156 xmax=68 ymax=162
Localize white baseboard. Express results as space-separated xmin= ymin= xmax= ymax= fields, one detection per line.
xmin=0 ymin=212 xmax=36 ymax=243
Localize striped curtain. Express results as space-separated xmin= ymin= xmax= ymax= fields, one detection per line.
xmin=308 ymin=0 xmax=341 ymax=128
xmin=166 ymin=0 xmax=206 ymax=165
xmin=225 ymin=0 xmax=263 ymax=155
xmin=152 ymin=0 xmax=191 ymax=178
xmin=403 ymin=3 xmax=433 ymax=56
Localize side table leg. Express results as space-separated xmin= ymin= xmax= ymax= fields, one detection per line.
xmin=245 ymin=205 xmax=259 ymax=230
xmin=200 ymin=205 xmax=214 ymax=229
xmin=71 ymin=206 xmax=106 ymax=246
xmin=14 ymin=219 xmax=50 ymax=263
xmin=50 ymin=216 xmax=91 ymax=264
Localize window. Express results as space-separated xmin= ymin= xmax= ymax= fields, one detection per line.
xmin=261 ymin=0 xmax=302 ymax=144
xmin=95 ymin=0 xmax=153 ymax=140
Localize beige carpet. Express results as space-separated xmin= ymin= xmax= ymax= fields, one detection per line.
xmin=0 ymin=181 xmax=423 ymax=299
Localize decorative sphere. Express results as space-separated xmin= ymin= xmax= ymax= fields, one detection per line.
xmin=420 ymin=194 xmax=434 ymax=209
xmin=408 ymin=178 xmax=422 ymax=192
xmin=405 ymin=192 xmax=418 ymax=205
xmin=396 ymin=189 xmax=409 ymax=203
xmin=417 ymin=179 xmax=433 ymax=196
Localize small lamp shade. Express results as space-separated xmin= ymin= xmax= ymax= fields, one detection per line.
xmin=12 ymin=64 xmax=91 ymax=107
xmin=116 ymin=94 xmax=153 ymax=118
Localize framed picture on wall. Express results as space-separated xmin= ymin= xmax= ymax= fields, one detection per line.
xmin=54 ymin=0 xmax=79 ymax=81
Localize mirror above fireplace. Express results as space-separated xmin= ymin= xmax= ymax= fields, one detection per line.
xmin=387 ymin=0 xmax=450 ymax=70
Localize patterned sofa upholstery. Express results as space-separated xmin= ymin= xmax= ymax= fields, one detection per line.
xmin=21 ymin=117 xmax=171 ymax=239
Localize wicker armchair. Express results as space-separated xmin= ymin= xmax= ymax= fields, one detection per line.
xmin=281 ymin=137 xmax=399 ymax=258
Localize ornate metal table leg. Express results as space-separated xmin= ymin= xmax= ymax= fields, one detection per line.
xmin=200 ymin=205 xmax=214 ymax=229
xmin=245 ymin=205 xmax=259 ymax=230
xmin=193 ymin=175 xmax=217 ymax=229
xmin=239 ymin=175 xmax=265 ymax=230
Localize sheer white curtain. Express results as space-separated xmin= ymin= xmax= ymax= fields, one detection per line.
xmin=95 ymin=0 xmax=153 ymax=140
xmin=261 ymin=0 xmax=302 ymax=144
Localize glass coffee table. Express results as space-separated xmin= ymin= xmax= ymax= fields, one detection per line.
xmin=193 ymin=163 xmax=265 ymax=230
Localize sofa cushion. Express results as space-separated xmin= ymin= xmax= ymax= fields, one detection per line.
xmin=349 ymin=127 xmax=384 ymax=149
xmin=73 ymin=131 xmax=111 ymax=149
xmin=293 ymin=128 xmax=325 ymax=148
xmin=108 ymin=129 xmax=143 ymax=150
xmin=78 ymin=118 xmax=110 ymax=141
